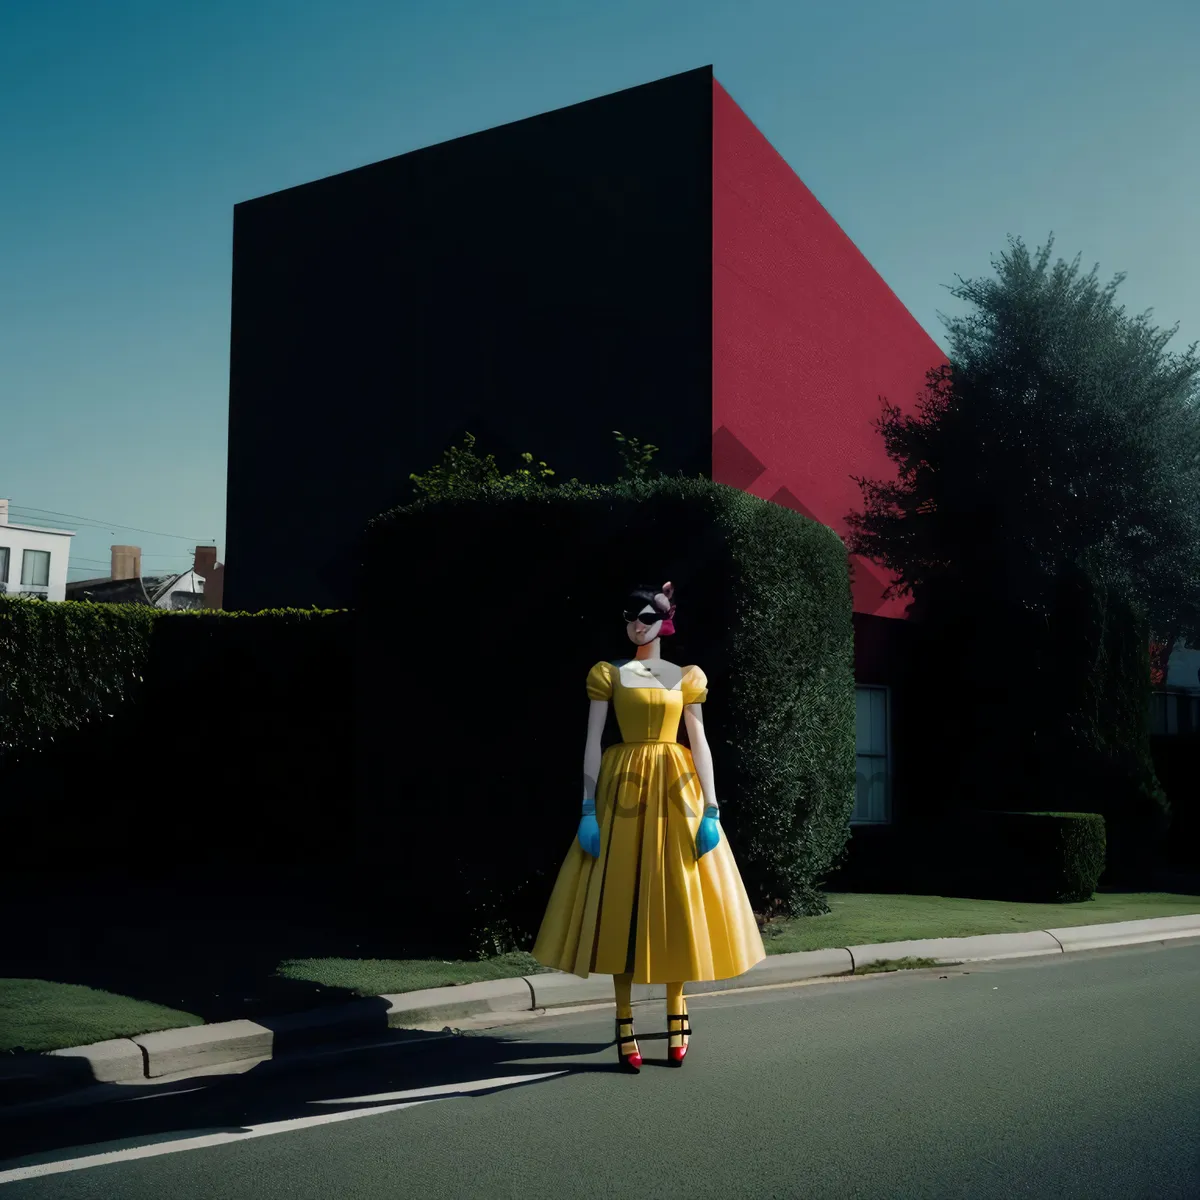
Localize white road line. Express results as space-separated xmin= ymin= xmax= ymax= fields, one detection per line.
xmin=0 ymin=1072 xmax=566 ymax=1186
xmin=305 ymin=1071 xmax=565 ymax=1105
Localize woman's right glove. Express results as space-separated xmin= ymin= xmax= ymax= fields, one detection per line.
xmin=578 ymin=798 xmax=601 ymax=858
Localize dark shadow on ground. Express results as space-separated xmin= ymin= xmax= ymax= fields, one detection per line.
xmin=0 ymin=867 xmax=468 ymax=1043
xmin=0 ymin=1023 xmax=619 ymax=1167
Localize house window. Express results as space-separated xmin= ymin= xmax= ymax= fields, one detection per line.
xmin=1150 ymin=690 xmax=1200 ymax=736
xmin=21 ymin=549 xmax=50 ymax=588
xmin=853 ymin=685 xmax=891 ymax=824
xmin=0 ymin=546 xmax=8 ymax=584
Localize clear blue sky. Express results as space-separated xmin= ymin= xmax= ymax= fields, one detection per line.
xmin=2 ymin=0 xmax=1197 ymax=584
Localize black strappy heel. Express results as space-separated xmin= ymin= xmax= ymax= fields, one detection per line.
xmin=615 ymin=1016 xmax=642 ymax=1073
xmin=666 ymin=1012 xmax=691 ymax=1066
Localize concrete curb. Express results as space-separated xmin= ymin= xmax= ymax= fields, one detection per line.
xmin=1048 ymin=914 xmax=1200 ymax=951
xmin=5 ymin=914 xmax=1198 ymax=1110
xmin=847 ymin=930 xmax=1064 ymax=968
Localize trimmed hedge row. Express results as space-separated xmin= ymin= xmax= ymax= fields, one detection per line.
xmin=957 ymin=810 xmax=1107 ymax=902
xmin=897 ymin=557 xmax=1170 ymax=885
xmin=356 ymin=475 xmax=857 ymax=957
xmin=0 ymin=595 xmax=157 ymax=763
xmin=0 ymin=597 xmax=354 ymax=877
xmin=829 ymin=810 xmax=1107 ymax=902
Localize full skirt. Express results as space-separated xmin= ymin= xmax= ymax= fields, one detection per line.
xmin=531 ymin=741 xmax=766 ymax=983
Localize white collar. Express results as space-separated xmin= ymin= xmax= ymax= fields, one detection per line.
xmin=626 ymin=659 xmax=662 ymax=676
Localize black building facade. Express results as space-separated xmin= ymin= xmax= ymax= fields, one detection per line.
xmin=226 ymin=67 xmax=715 ymax=613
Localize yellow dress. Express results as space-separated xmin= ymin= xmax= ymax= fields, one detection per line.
xmin=531 ymin=660 xmax=767 ymax=984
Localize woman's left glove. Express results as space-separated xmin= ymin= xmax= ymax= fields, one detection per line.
xmin=696 ymin=805 xmax=721 ymax=860
xmin=577 ymin=799 xmax=601 ymax=858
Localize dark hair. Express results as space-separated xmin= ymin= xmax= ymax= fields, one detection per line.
xmin=624 ymin=580 xmax=662 ymax=609
xmin=624 ymin=583 xmax=665 ymax=618
xmin=624 ymin=585 xmax=652 ymax=614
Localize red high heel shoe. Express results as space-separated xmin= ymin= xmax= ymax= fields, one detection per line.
xmin=615 ymin=1016 xmax=642 ymax=1073
xmin=667 ymin=1012 xmax=691 ymax=1066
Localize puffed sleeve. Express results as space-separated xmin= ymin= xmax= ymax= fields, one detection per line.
xmin=586 ymin=660 xmax=614 ymax=701
xmin=683 ymin=665 xmax=708 ymax=705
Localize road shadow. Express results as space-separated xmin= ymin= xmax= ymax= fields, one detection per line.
xmin=0 ymin=1021 xmax=627 ymax=1167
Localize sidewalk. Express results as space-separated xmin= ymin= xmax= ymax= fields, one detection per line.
xmin=3 ymin=913 xmax=1199 ymax=1113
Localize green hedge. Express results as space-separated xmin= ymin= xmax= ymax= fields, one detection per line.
xmin=0 ymin=597 xmax=354 ymax=876
xmin=355 ymin=475 xmax=856 ymax=957
xmin=0 ymin=595 xmax=157 ymax=763
xmin=827 ymin=810 xmax=1107 ymax=902
xmin=900 ymin=556 xmax=1169 ymax=885
xmin=1029 ymin=561 xmax=1169 ymax=882
xmin=953 ymin=810 xmax=1107 ymax=903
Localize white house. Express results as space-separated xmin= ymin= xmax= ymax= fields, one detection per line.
xmin=0 ymin=498 xmax=74 ymax=602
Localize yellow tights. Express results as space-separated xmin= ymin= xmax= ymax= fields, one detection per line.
xmin=614 ymin=973 xmax=689 ymax=1055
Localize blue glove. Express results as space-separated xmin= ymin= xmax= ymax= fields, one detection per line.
xmin=578 ymin=799 xmax=601 ymax=858
xmin=696 ymin=806 xmax=721 ymax=860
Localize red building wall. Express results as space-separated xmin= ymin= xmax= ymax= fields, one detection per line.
xmin=711 ymin=78 xmax=946 ymax=618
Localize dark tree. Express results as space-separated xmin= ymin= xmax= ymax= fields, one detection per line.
xmin=845 ymin=237 xmax=1195 ymax=875
xmin=847 ymin=235 xmax=1200 ymax=653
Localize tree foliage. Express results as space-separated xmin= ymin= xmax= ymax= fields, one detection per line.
xmin=611 ymin=430 xmax=660 ymax=481
xmin=846 ymin=235 xmax=1200 ymax=652
xmin=408 ymin=429 xmax=663 ymax=500
xmin=407 ymin=431 xmax=563 ymax=501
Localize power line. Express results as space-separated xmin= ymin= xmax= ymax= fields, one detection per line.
xmin=68 ymin=554 xmax=197 ymax=565
xmin=6 ymin=505 xmax=214 ymax=543
xmin=68 ymin=562 xmax=193 ymax=570
xmin=68 ymin=564 xmax=196 ymax=573
xmin=68 ymin=554 xmax=195 ymax=563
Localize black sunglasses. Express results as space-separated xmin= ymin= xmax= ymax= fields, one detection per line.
xmin=624 ymin=610 xmax=663 ymax=625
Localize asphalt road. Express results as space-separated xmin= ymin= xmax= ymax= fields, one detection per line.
xmin=1 ymin=941 xmax=1198 ymax=1199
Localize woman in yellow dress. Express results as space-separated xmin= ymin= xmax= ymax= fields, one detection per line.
xmin=531 ymin=581 xmax=766 ymax=1073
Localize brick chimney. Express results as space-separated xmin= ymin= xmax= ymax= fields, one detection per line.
xmin=193 ymin=545 xmax=218 ymax=577
xmin=0 ymin=499 xmax=8 ymax=525
xmin=203 ymin=562 xmax=225 ymax=610
xmin=111 ymin=545 xmax=141 ymax=581
xmin=193 ymin=545 xmax=224 ymax=609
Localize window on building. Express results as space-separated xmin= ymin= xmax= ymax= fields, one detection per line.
xmin=169 ymin=590 xmax=203 ymax=610
xmin=0 ymin=546 xmax=8 ymax=585
xmin=20 ymin=549 xmax=50 ymax=588
xmin=853 ymin=685 xmax=891 ymax=824
xmin=1150 ymin=690 xmax=1200 ymax=737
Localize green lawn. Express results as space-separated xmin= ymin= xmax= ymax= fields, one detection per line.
xmin=5 ymin=890 xmax=1199 ymax=1055
xmin=755 ymin=889 xmax=1200 ymax=954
